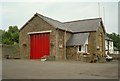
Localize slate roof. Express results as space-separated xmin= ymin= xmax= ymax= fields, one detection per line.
xmin=67 ymin=33 xmax=89 ymax=46
xmin=36 ymin=13 xmax=72 ymax=32
xmin=105 ymin=35 xmax=113 ymax=41
xmin=114 ymin=47 xmax=120 ymax=51
xmin=37 ymin=13 xmax=103 ymax=33
xmin=64 ymin=18 xmax=102 ymax=33
xmin=20 ymin=13 xmax=103 ymax=33
xmin=20 ymin=13 xmax=72 ymax=32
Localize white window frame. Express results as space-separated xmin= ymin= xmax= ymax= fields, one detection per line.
xmin=85 ymin=44 xmax=88 ymax=53
xmin=78 ymin=45 xmax=82 ymax=52
xmin=78 ymin=45 xmax=85 ymax=53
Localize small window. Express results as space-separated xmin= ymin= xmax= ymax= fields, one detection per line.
xmin=85 ymin=44 xmax=88 ymax=52
xmin=78 ymin=46 xmax=81 ymax=51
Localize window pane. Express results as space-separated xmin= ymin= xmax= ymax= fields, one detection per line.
xmin=79 ymin=46 xmax=81 ymax=51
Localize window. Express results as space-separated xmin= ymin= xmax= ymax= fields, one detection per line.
xmin=99 ymin=33 xmax=103 ymax=52
xmin=78 ymin=46 xmax=81 ymax=52
xmin=85 ymin=44 xmax=88 ymax=52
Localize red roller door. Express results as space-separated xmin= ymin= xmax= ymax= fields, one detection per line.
xmin=30 ymin=33 xmax=50 ymax=59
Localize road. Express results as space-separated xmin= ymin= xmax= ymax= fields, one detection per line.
xmin=2 ymin=60 xmax=118 ymax=79
xmin=0 ymin=60 xmax=1 ymax=80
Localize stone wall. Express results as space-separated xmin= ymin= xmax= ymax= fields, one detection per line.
xmin=88 ymin=25 xmax=105 ymax=56
xmin=66 ymin=46 xmax=95 ymax=62
xmin=57 ymin=29 xmax=65 ymax=60
xmin=56 ymin=29 xmax=72 ymax=60
xmin=96 ymin=25 xmax=105 ymax=56
xmin=66 ymin=46 xmax=78 ymax=60
xmin=0 ymin=45 xmax=2 ymax=59
xmin=88 ymin=32 xmax=97 ymax=55
xmin=2 ymin=45 xmax=20 ymax=59
xmin=109 ymin=54 xmax=119 ymax=60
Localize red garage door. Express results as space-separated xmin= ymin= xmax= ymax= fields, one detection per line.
xmin=30 ymin=33 xmax=50 ymax=59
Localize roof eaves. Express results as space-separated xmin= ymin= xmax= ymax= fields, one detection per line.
xmin=73 ymin=30 xmax=96 ymax=34
xmin=66 ymin=33 xmax=89 ymax=46
xmin=36 ymin=13 xmax=72 ymax=33
xmin=100 ymin=20 xmax=106 ymax=34
xmin=96 ymin=18 xmax=106 ymax=34
xmin=36 ymin=13 xmax=58 ymax=28
xmin=56 ymin=28 xmax=73 ymax=33
xmin=64 ymin=17 xmax=102 ymax=23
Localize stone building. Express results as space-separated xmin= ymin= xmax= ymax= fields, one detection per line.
xmin=19 ymin=13 xmax=106 ymax=61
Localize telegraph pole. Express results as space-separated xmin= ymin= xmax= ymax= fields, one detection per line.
xmin=98 ymin=2 xmax=100 ymax=17
xmin=103 ymin=7 xmax=105 ymax=24
xmin=64 ymin=28 xmax=67 ymax=60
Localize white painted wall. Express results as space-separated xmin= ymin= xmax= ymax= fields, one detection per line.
xmin=78 ymin=38 xmax=88 ymax=53
xmin=105 ymin=40 xmax=114 ymax=54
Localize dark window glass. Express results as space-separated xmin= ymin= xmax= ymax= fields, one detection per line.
xmin=79 ymin=46 xmax=81 ymax=51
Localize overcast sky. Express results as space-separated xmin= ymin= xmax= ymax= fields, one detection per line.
xmin=0 ymin=0 xmax=119 ymax=34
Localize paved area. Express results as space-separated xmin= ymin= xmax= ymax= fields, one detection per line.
xmin=2 ymin=60 xmax=118 ymax=79
xmin=0 ymin=60 xmax=2 ymax=80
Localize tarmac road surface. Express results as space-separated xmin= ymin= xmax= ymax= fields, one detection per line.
xmin=0 ymin=60 xmax=2 ymax=80
xmin=2 ymin=60 xmax=118 ymax=79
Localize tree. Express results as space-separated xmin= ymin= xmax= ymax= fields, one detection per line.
xmin=2 ymin=26 xmax=19 ymax=45
xmin=8 ymin=26 xmax=19 ymax=34
xmin=0 ymin=29 xmax=3 ymax=44
xmin=107 ymin=33 xmax=120 ymax=49
xmin=2 ymin=31 xmax=12 ymax=44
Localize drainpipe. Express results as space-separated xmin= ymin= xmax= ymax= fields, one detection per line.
xmin=56 ymin=29 xmax=58 ymax=60
xmin=64 ymin=29 xmax=67 ymax=60
xmin=107 ymin=40 xmax=110 ymax=55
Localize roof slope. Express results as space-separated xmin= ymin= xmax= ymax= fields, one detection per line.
xmin=20 ymin=13 xmax=72 ymax=32
xmin=105 ymin=36 xmax=112 ymax=41
xmin=64 ymin=18 xmax=102 ymax=33
xmin=38 ymin=13 xmax=102 ymax=33
xmin=36 ymin=13 xmax=72 ymax=32
xmin=20 ymin=13 xmax=103 ymax=33
xmin=67 ymin=33 xmax=89 ymax=46
xmin=36 ymin=13 xmax=102 ymax=33
xmin=114 ymin=47 xmax=118 ymax=50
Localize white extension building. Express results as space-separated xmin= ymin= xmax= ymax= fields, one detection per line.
xmin=105 ymin=36 xmax=119 ymax=54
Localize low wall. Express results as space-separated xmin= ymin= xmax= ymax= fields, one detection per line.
xmin=0 ymin=44 xmax=2 ymax=59
xmin=109 ymin=54 xmax=119 ymax=60
xmin=1 ymin=45 xmax=20 ymax=59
